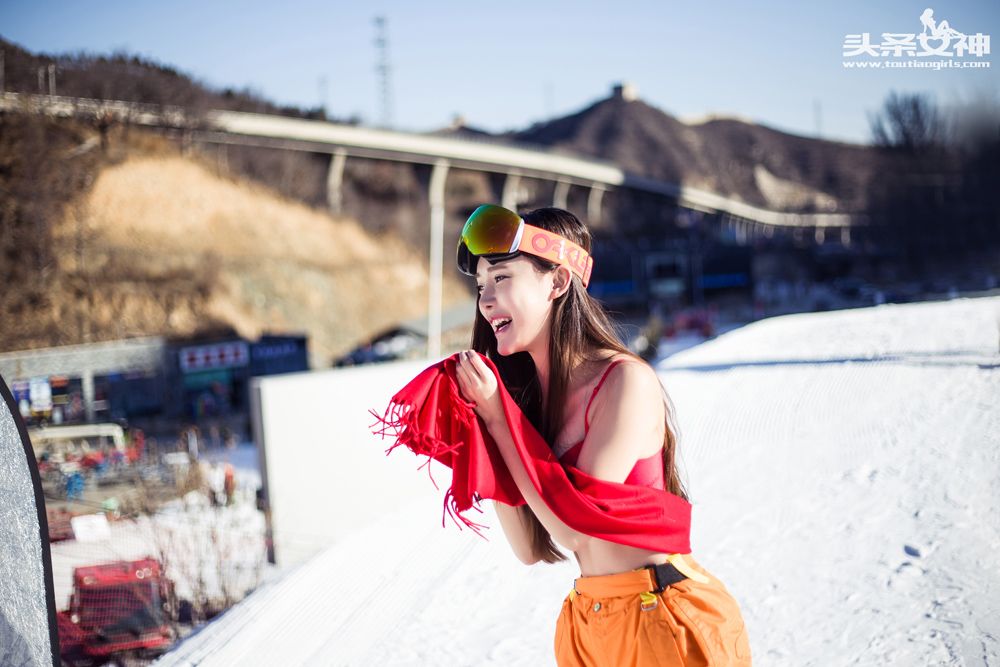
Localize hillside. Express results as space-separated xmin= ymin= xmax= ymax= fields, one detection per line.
xmin=2 ymin=120 xmax=471 ymax=367
xmin=510 ymin=91 xmax=883 ymax=214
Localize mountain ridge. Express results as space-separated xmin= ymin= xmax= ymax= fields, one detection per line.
xmin=498 ymin=91 xmax=880 ymax=214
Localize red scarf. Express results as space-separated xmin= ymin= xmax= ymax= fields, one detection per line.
xmin=368 ymin=352 xmax=692 ymax=553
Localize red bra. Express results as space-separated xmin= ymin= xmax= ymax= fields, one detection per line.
xmin=557 ymin=359 xmax=665 ymax=490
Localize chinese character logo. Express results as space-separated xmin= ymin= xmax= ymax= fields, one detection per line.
xmin=843 ymin=8 xmax=990 ymax=60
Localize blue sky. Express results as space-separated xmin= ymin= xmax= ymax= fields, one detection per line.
xmin=2 ymin=0 xmax=997 ymax=144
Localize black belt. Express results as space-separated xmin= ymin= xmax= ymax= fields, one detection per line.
xmin=644 ymin=560 xmax=688 ymax=592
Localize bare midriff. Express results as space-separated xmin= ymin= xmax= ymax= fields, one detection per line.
xmin=573 ymin=538 xmax=674 ymax=577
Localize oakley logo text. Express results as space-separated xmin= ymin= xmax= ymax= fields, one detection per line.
xmin=531 ymin=232 xmax=588 ymax=275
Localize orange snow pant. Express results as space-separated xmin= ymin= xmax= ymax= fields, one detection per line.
xmin=554 ymin=553 xmax=752 ymax=666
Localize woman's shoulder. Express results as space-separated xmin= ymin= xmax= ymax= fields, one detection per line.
xmin=596 ymin=351 xmax=653 ymax=379
xmin=591 ymin=352 xmax=661 ymax=401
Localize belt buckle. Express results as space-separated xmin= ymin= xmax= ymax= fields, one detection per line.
xmin=640 ymin=565 xmax=664 ymax=611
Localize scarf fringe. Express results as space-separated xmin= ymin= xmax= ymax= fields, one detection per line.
xmin=443 ymin=487 xmax=489 ymax=538
xmin=369 ymin=398 xmax=487 ymax=533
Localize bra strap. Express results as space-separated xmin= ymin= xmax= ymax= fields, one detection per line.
xmin=583 ymin=358 xmax=629 ymax=431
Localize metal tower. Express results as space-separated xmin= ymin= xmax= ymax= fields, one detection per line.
xmin=373 ymin=16 xmax=393 ymax=128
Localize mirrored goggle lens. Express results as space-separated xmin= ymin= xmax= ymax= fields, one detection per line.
xmin=459 ymin=204 xmax=522 ymax=257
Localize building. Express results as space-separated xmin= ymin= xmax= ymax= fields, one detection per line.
xmin=0 ymin=332 xmax=308 ymax=436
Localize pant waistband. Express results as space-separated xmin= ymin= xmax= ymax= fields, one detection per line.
xmin=573 ymin=553 xmax=705 ymax=597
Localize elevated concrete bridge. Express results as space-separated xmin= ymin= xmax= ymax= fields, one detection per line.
xmin=2 ymin=91 xmax=856 ymax=356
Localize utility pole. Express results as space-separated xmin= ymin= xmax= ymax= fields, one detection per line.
xmin=373 ymin=16 xmax=392 ymax=129
xmin=427 ymin=160 xmax=449 ymax=359
xmin=317 ymin=75 xmax=328 ymax=118
xmin=48 ymin=63 xmax=56 ymax=96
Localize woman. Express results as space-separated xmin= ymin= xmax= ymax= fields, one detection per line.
xmin=453 ymin=205 xmax=752 ymax=666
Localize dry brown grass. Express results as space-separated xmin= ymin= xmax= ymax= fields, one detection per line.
xmin=50 ymin=154 xmax=471 ymax=367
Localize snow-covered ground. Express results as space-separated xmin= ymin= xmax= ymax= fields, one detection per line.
xmin=157 ymin=296 xmax=1000 ymax=666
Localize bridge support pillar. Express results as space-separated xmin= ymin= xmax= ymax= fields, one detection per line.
xmin=553 ymin=180 xmax=570 ymax=209
xmin=587 ymin=185 xmax=605 ymax=224
xmin=427 ymin=159 xmax=450 ymax=360
xmin=326 ymin=149 xmax=348 ymax=216
xmin=81 ymin=369 xmax=95 ymax=423
xmin=501 ymin=172 xmax=521 ymax=210
xmin=216 ymin=144 xmax=229 ymax=173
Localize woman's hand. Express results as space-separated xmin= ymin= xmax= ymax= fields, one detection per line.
xmin=454 ymin=350 xmax=504 ymax=427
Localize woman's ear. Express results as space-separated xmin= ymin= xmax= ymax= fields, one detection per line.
xmin=550 ymin=266 xmax=573 ymax=299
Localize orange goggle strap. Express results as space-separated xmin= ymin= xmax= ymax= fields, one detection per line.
xmin=517 ymin=224 xmax=594 ymax=288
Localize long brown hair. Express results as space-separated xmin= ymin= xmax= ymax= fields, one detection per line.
xmin=469 ymin=207 xmax=688 ymax=563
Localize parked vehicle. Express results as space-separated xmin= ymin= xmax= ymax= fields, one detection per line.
xmin=30 ymin=423 xmax=128 ymax=458
xmin=333 ymin=326 xmax=424 ymax=366
xmin=666 ymin=308 xmax=715 ymax=338
xmin=57 ymin=558 xmax=175 ymax=666
xmin=32 ymin=423 xmax=139 ymax=497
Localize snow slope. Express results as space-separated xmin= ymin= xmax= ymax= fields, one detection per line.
xmin=157 ymin=296 xmax=1000 ymax=666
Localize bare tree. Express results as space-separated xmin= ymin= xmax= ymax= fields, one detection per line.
xmin=868 ymin=91 xmax=946 ymax=152
xmin=865 ymin=89 xmax=1000 ymax=268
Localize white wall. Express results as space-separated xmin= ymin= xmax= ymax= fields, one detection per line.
xmin=251 ymin=357 xmax=455 ymax=567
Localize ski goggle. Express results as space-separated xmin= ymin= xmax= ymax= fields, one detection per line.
xmin=456 ymin=204 xmax=594 ymax=288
